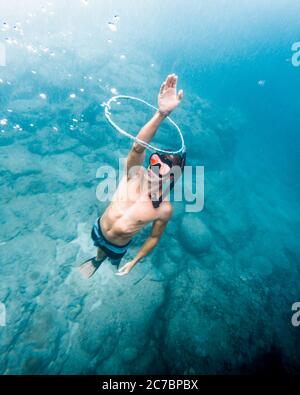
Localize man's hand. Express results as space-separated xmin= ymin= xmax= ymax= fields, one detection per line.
xmin=115 ymin=260 xmax=135 ymax=276
xmin=158 ymin=74 xmax=183 ymax=116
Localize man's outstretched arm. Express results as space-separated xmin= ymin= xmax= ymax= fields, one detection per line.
xmin=126 ymin=74 xmax=183 ymax=177
xmin=126 ymin=111 xmax=166 ymax=176
xmin=115 ymin=204 xmax=173 ymax=276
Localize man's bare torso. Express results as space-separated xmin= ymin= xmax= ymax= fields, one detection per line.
xmin=101 ymin=170 xmax=170 ymax=246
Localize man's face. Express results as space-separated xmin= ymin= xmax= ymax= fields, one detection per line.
xmin=145 ymin=154 xmax=175 ymax=197
xmin=147 ymin=153 xmax=171 ymax=180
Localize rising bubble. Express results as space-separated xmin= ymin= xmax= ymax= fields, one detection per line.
xmin=108 ymin=22 xmax=117 ymax=32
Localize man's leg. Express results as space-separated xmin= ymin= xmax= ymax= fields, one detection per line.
xmin=78 ymin=248 xmax=108 ymax=279
xmin=109 ymin=257 xmax=122 ymax=270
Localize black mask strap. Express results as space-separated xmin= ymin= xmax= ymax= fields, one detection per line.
xmin=151 ymin=178 xmax=175 ymax=209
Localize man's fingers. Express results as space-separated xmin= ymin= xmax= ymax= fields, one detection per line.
xmin=172 ymin=75 xmax=177 ymax=88
xmin=115 ymin=270 xmax=127 ymax=276
xmin=159 ymin=82 xmax=166 ymax=94
xmin=169 ymin=74 xmax=174 ymax=88
xmin=166 ymin=74 xmax=173 ymax=88
xmin=177 ymin=89 xmax=184 ymax=101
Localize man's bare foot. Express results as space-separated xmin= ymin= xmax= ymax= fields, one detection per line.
xmin=78 ymin=256 xmax=106 ymax=279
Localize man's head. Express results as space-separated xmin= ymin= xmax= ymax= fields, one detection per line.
xmin=146 ymin=150 xmax=186 ymax=207
xmin=147 ymin=150 xmax=186 ymax=181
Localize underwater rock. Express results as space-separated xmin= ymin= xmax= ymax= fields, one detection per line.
xmin=0 ymin=134 xmax=14 ymax=147
xmin=0 ymin=207 xmax=24 ymax=241
xmin=121 ymin=347 xmax=139 ymax=363
xmin=8 ymin=98 xmax=46 ymax=115
xmin=0 ymin=145 xmax=41 ymax=177
xmin=180 ymin=215 xmax=212 ymax=254
xmin=78 ymin=309 xmax=120 ymax=359
xmin=28 ymin=127 xmax=80 ymax=155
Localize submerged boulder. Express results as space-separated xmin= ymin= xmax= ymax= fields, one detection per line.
xmin=180 ymin=215 xmax=212 ymax=254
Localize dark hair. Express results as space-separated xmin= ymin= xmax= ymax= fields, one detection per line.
xmin=159 ymin=150 xmax=186 ymax=170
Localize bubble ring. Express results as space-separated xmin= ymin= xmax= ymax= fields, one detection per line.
xmin=104 ymin=95 xmax=185 ymax=155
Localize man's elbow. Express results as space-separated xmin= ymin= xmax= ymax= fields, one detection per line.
xmin=132 ymin=142 xmax=145 ymax=155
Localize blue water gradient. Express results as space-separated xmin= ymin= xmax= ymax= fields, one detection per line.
xmin=0 ymin=0 xmax=299 ymax=374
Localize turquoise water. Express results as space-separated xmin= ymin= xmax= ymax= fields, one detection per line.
xmin=0 ymin=0 xmax=300 ymax=374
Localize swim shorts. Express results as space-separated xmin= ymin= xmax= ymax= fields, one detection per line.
xmin=91 ymin=217 xmax=131 ymax=266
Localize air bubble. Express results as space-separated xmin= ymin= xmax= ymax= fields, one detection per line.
xmin=27 ymin=45 xmax=38 ymax=54
xmin=13 ymin=124 xmax=22 ymax=131
xmin=2 ymin=22 xmax=9 ymax=31
xmin=13 ymin=24 xmax=23 ymax=34
xmin=69 ymin=93 xmax=76 ymax=99
xmin=108 ymin=22 xmax=117 ymax=32
xmin=0 ymin=119 xmax=8 ymax=126
xmin=39 ymin=93 xmax=47 ymax=100
xmin=110 ymin=88 xmax=118 ymax=95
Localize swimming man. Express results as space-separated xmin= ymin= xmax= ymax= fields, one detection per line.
xmin=79 ymin=74 xmax=185 ymax=278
